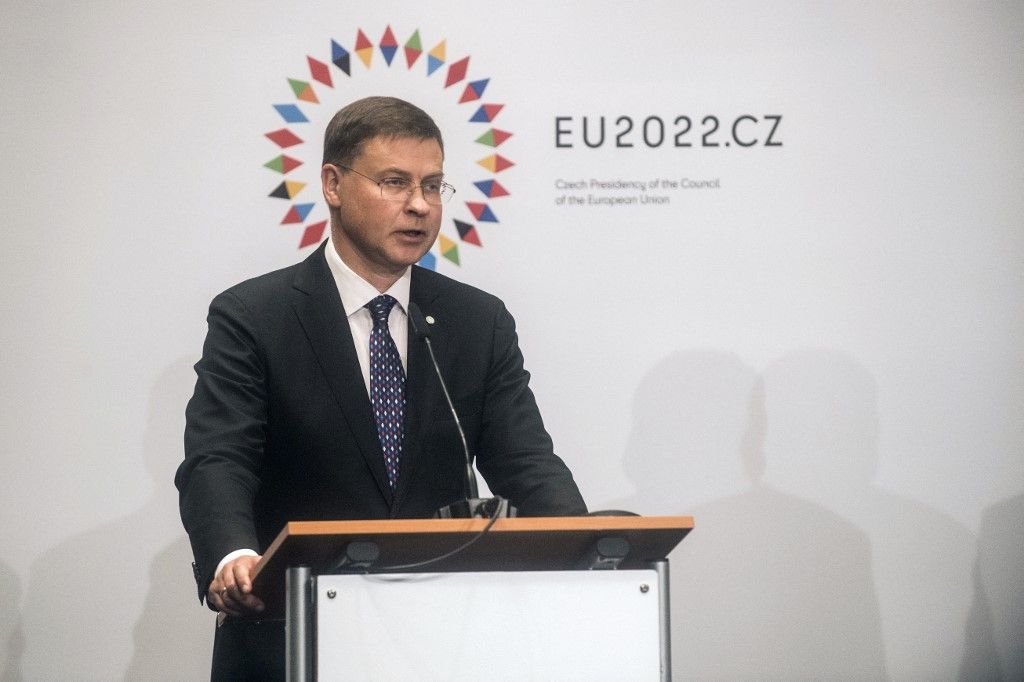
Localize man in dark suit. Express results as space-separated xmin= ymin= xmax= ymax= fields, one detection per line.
xmin=175 ymin=96 xmax=587 ymax=678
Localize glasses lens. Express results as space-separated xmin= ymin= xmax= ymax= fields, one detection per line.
xmin=379 ymin=179 xmax=409 ymax=201
xmin=420 ymin=184 xmax=442 ymax=205
xmin=378 ymin=181 xmax=452 ymax=205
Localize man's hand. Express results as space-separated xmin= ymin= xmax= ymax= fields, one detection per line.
xmin=208 ymin=555 xmax=265 ymax=617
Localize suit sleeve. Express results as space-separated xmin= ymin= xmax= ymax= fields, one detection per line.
xmin=474 ymin=302 xmax=588 ymax=516
xmin=175 ymin=290 xmax=267 ymax=600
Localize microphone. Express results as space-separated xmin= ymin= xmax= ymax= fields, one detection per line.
xmin=407 ymin=301 xmax=515 ymax=519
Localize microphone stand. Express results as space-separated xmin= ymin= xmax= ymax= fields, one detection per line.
xmin=406 ymin=302 xmax=516 ymax=519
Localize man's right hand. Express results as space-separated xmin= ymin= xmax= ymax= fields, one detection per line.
xmin=208 ymin=554 xmax=266 ymax=617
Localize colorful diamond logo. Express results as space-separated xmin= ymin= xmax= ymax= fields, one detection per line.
xmin=477 ymin=154 xmax=514 ymax=173
xmin=265 ymin=129 xmax=303 ymax=148
xmin=475 ymin=128 xmax=512 ymax=147
xmin=469 ymin=104 xmax=503 ymax=123
xmin=459 ymin=78 xmax=489 ymax=103
xmin=380 ymin=26 xmax=398 ymax=66
xmin=355 ymin=30 xmax=373 ymax=68
xmin=445 ymin=56 xmax=469 ymax=88
xmin=473 ymin=179 xmax=510 ymax=198
xmin=264 ymin=154 xmax=303 ymax=174
xmin=273 ymin=104 xmax=308 ymax=123
xmin=465 ymin=202 xmax=498 ymax=222
xmin=261 ymin=27 xmax=516 ymax=264
xmin=454 ymin=219 xmax=482 ymax=246
xmin=269 ymin=180 xmax=307 ymax=199
xmin=299 ymin=220 xmax=328 ymax=248
xmin=307 ymin=56 xmax=333 ymax=87
xmin=331 ymin=40 xmax=351 ymax=75
xmin=288 ymin=78 xmax=319 ymax=103
xmin=427 ymin=40 xmax=446 ymax=76
xmin=438 ymin=234 xmax=460 ymax=265
xmin=281 ymin=203 xmax=315 ymax=224
xmin=404 ymin=30 xmax=422 ymax=67
xmin=418 ymin=250 xmax=437 ymax=270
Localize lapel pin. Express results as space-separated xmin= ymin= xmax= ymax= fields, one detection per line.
xmin=425 ymin=315 xmax=436 ymax=324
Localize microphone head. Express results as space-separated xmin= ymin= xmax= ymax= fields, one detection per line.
xmin=406 ymin=301 xmax=432 ymax=341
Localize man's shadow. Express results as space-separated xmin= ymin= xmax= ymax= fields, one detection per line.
xmin=0 ymin=558 xmax=23 ymax=680
xmin=958 ymin=493 xmax=1024 ymax=680
xmin=612 ymin=349 xmax=888 ymax=679
xmin=17 ymin=359 xmax=212 ymax=679
xmin=760 ymin=349 xmax=977 ymax=677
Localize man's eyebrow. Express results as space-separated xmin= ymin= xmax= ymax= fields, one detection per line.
xmin=376 ymin=166 xmax=444 ymax=179
xmin=372 ymin=166 xmax=410 ymax=178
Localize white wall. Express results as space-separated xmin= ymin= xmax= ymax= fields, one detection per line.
xmin=1 ymin=1 xmax=1021 ymax=679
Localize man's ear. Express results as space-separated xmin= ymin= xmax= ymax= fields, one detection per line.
xmin=322 ymin=163 xmax=343 ymax=208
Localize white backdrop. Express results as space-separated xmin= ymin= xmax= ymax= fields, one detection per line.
xmin=1 ymin=2 xmax=1021 ymax=679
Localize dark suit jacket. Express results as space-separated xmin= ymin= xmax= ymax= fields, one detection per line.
xmin=176 ymin=241 xmax=587 ymax=602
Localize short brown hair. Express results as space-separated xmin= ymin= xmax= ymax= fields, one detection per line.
xmin=322 ymin=96 xmax=444 ymax=165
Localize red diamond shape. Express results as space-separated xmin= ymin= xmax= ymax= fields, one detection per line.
xmin=266 ymin=129 xmax=303 ymax=148
xmin=307 ymin=56 xmax=332 ymax=87
xmin=299 ymin=220 xmax=328 ymax=248
xmin=445 ymin=56 xmax=469 ymax=88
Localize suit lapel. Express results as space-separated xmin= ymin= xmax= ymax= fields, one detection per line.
xmin=392 ymin=267 xmax=444 ymax=513
xmin=290 ymin=243 xmax=393 ymax=504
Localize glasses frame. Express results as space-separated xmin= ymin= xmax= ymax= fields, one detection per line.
xmin=337 ymin=164 xmax=455 ymax=206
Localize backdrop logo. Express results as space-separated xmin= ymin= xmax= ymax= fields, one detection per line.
xmin=262 ymin=26 xmax=514 ymax=270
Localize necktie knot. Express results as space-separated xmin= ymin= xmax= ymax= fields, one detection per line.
xmin=366 ymin=295 xmax=398 ymax=328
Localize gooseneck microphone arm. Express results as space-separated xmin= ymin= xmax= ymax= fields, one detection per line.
xmin=406 ymin=301 xmax=479 ymax=502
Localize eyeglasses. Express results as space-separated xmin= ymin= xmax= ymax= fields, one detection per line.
xmin=338 ymin=164 xmax=456 ymax=206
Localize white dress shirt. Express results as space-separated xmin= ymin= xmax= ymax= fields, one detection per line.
xmin=323 ymin=234 xmax=411 ymax=390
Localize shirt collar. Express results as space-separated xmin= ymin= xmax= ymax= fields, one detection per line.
xmin=324 ymin=234 xmax=411 ymax=317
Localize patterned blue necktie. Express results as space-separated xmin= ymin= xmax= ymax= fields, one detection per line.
xmin=365 ymin=295 xmax=405 ymax=489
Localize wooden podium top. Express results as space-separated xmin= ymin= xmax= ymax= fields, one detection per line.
xmin=251 ymin=515 xmax=693 ymax=616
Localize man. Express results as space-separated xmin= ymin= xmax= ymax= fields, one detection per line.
xmin=176 ymin=96 xmax=587 ymax=678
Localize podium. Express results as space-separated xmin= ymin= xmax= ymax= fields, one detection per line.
xmin=251 ymin=516 xmax=693 ymax=680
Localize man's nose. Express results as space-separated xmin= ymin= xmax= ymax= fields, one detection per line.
xmin=404 ymin=186 xmax=432 ymax=214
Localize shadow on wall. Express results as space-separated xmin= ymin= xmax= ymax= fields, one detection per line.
xmin=126 ymin=535 xmax=212 ymax=678
xmin=959 ymin=493 xmax=1024 ymax=681
xmin=16 ymin=359 xmax=212 ymax=679
xmin=0 ymin=559 xmax=23 ymax=681
xmin=613 ymin=349 xmax=894 ymax=679
xmin=760 ymin=350 xmax=976 ymax=679
xmin=610 ymin=349 xmax=888 ymax=678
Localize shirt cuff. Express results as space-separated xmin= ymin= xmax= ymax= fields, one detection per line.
xmin=214 ymin=549 xmax=259 ymax=579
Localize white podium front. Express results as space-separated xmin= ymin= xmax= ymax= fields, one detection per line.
xmin=250 ymin=517 xmax=693 ymax=681
xmin=316 ymin=569 xmax=662 ymax=680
